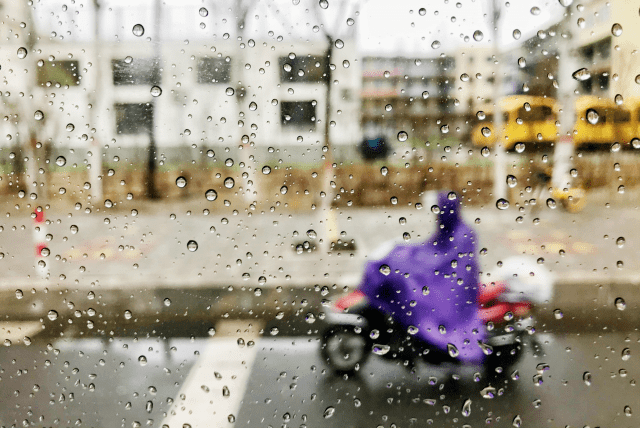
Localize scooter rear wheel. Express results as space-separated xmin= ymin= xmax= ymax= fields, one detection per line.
xmin=321 ymin=326 xmax=369 ymax=373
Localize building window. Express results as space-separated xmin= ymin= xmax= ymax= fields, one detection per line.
xmin=279 ymin=55 xmax=328 ymax=83
xmin=112 ymin=59 xmax=161 ymax=86
xmin=280 ymin=101 xmax=316 ymax=128
xmin=197 ymin=58 xmax=231 ymax=84
xmin=115 ymin=103 xmax=153 ymax=134
xmin=37 ymin=60 xmax=80 ymax=87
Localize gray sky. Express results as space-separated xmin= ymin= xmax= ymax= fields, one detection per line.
xmin=34 ymin=0 xmax=566 ymax=55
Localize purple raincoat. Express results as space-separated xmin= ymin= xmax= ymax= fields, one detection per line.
xmin=359 ymin=192 xmax=486 ymax=363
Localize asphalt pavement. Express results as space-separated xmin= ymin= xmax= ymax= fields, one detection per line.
xmin=0 ymin=325 xmax=638 ymax=428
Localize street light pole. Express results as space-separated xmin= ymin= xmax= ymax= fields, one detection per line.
xmin=491 ymin=0 xmax=507 ymax=201
xmin=145 ymin=0 xmax=161 ymax=199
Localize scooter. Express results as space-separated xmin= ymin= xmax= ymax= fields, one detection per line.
xmin=320 ymin=193 xmax=552 ymax=375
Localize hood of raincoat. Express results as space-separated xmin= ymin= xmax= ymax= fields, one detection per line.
xmin=359 ymin=192 xmax=486 ymax=363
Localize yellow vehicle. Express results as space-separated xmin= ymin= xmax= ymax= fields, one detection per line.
xmin=471 ymin=96 xmax=558 ymax=150
xmin=618 ymin=96 xmax=640 ymax=148
xmin=573 ymin=95 xmax=628 ymax=149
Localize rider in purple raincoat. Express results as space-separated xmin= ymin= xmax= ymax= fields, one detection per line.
xmin=359 ymin=192 xmax=486 ymax=364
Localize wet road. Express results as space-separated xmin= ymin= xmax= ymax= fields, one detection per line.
xmin=0 ymin=329 xmax=638 ymax=427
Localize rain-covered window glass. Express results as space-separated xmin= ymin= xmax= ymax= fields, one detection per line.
xmin=280 ymin=101 xmax=316 ymax=128
xmin=279 ymin=55 xmax=328 ymax=83
xmin=112 ymin=58 xmax=161 ymax=86
xmin=36 ymin=60 xmax=80 ymax=87
xmin=197 ymin=57 xmax=231 ymax=84
xmin=115 ymin=103 xmax=153 ymax=134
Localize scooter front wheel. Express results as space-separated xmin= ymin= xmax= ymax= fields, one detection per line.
xmin=321 ymin=326 xmax=369 ymax=373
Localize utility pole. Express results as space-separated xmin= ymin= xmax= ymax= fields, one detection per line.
xmin=89 ymin=0 xmax=104 ymax=203
xmin=491 ymin=0 xmax=507 ymax=201
xmin=145 ymin=0 xmax=161 ymax=199
xmin=553 ymin=6 xmax=577 ymax=191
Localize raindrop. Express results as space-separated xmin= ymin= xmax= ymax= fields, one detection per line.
xmin=379 ymin=264 xmax=391 ymax=275
xmin=615 ymin=94 xmax=624 ymax=105
xmin=462 ymin=399 xmax=472 ymax=417
xmin=225 ymin=87 xmax=235 ymax=96
xmin=280 ymin=185 xmax=288 ymax=195
xmin=622 ymin=347 xmax=631 ymax=361
xmin=407 ymin=325 xmax=419 ymax=335
xmin=481 ymin=127 xmax=491 ymax=138
xmin=323 ymin=407 xmax=335 ymax=419
xmin=512 ymin=29 xmax=521 ymax=40
xmin=132 ymin=24 xmax=145 ymax=37
xmin=262 ymin=166 xmax=271 ymax=175
xmin=583 ymin=371 xmax=592 ymax=385
xmin=146 ymin=401 xmax=153 ymax=413
xmin=47 ymin=310 xmax=58 ymax=321
xmin=187 ymin=240 xmax=198 ymax=252
xmin=17 ymin=47 xmax=27 ymax=59
xmin=124 ymin=310 xmax=132 ymax=320
xmin=518 ymin=57 xmax=527 ymax=68
xmin=546 ymin=198 xmax=557 ymax=209
xmin=307 ymin=229 xmax=317 ymax=239
xmin=372 ymin=344 xmax=390 ymax=355
xmin=164 ymin=298 xmax=171 ymax=306
xmin=380 ymin=166 xmax=388 ymax=176
xmin=586 ymin=108 xmax=599 ymax=124
xmin=447 ymin=343 xmax=459 ymax=358
xmin=625 ymin=406 xmax=632 ymax=416
xmin=506 ymin=175 xmax=517 ymax=188
xmin=496 ymin=198 xmax=509 ymax=210
xmin=419 ymin=8 xmax=426 ymax=15
xmin=515 ymin=142 xmax=525 ymax=153
xmin=636 ymin=75 xmax=640 ymax=85
xmin=205 ymin=189 xmax=217 ymax=201
xmin=553 ymin=309 xmax=563 ymax=319
xmin=15 ymin=290 xmax=23 ymax=299
xmin=334 ymin=39 xmax=344 ymax=49
xmin=615 ymin=297 xmax=626 ymax=310
xmin=56 ymin=156 xmax=66 ymax=167
xmin=616 ymin=236 xmax=625 ymax=247
xmin=222 ymin=386 xmax=230 ymax=397
xmin=199 ymin=7 xmax=208 ymax=17
xmin=572 ymin=68 xmax=591 ymax=81
xmin=558 ymin=0 xmax=573 ymax=6
xmin=431 ymin=40 xmax=441 ymax=49
xmin=150 ymin=86 xmax=162 ymax=97
xmin=530 ymin=6 xmax=541 ymax=15
xmin=612 ymin=23 xmax=623 ymax=37
xmin=224 ymin=177 xmax=235 ymax=188
xmin=397 ymin=131 xmax=408 ymax=142
xmin=138 ymin=355 xmax=147 ymax=366
xmin=176 ymin=176 xmax=187 ymax=188
xmin=480 ymin=386 xmax=496 ymax=399
xmin=512 ymin=415 xmax=522 ymax=428
xmin=473 ymin=30 xmax=483 ymax=41
xmin=66 ymin=123 xmax=75 ymax=132
xmin=480 ymin=146 xmax=490 ymax=157
xmin=34 ymin=110 xmax=44 ymax=121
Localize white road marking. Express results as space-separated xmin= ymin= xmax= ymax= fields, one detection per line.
xmin=161 ymin=321 xmax=262 ymax=428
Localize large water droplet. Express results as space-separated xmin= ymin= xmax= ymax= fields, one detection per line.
xmin=447 ymin=343 xmax=459 ymax=358
xmin=513 ymin=29 xmax=521 ymax=40
xmin=138 ymin=355 xmax=147 ymax=366
xmin=187 ymin=240 xmax=198 ymax=252
xmin=323 ymin=406 xmax=335 ymax=418
xmin=506 ymin=175 xmax=517 ymax=188
xmin=612 ymin=23 xmax=623 ymax=37
xmin=622 ymin=347 xmax=631 ymax=361
xmin=124 ymin=310 xmax=132 ymax=320
xmin=586 ymin=108 xmax=599 ymax=124
xmin=132 ymin=24 xmax=145 ymax=37
xmin=205 ymin=189 xmax=217 ymax=201
xmin=199 ymin=7 xmax=209 ymax=17
xmin=372 ymin=344 xmax=390 ymax=355
xmin=572 ymin=68 xmax=591 ymax=81
xmin=431 ymin=40 xmax=441 ymax=49
xmin=150 ymin=86 xmax=162 ymax=97
xmin=176 ymin=176 xmax=187 ymax=188
xmin=397 ymin=131 xmax=408 ymax=142
xmin=625 ymin=405 xmax=632 ymax=417
xmin=480 ymin=386 xmax=496 ymax=399
xmin=56 ymin=156 xmax=66 ymax=167
xmin=481 ymin=127 xmax=491 ymax=138
xmin=615 ymin=297 xmax=626 ymax=311
xmin=530 ymin=6 xmax=541 ymax=15
xmin=262 ymin=166 xmax=271 ymax=175
xmin=47 ymin=310 xmax=58 ymax=321
xmin=462 ymin=399 xmax=472 ymax=417
xmin=34 ymin=110 xmax=44 ymax=121
xmin=225 ymin=87 xmax=235 ymax=96
xmin=473 ymin=30 xmax=483 ymax=41
xmin=17 ymin=47 xmax=27 ymax=59
xmin=512 ymin=414 xmax=522 ymax=427
xmin=496 ymin=198 xmax=509 ymax=210
xmin=616 ymin=236 xmax=625 ymax=248
xmin=583 ymin=371 xmax=592 ymax=385
xmin=379 ymin=264 xmax=391 ymax=275
xmin=224 ymin=177 xmax=235 ymax=188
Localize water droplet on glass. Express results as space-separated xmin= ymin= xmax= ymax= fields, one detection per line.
xmin=17 ymin=47 xmax=27 ymax=59
xmin=496 ymin=198 xmax=509 ymax=210
xmin=612 ymin=23 xmax=623 ymax=36
xmin=447 ymin=343 xmax=459 ymax=358
xmin=280 ymin=185 xmax=288 ymax=195
xmin=224 ymin=177 xmax=235 ymax=188
xmin=205 ymin=189 xmax=217 ymax=201
xmin=132 ymin=24 xmax=144 ymax=37
xmin=372 ymin=344 xmax=390 ymax=355
xmin=622 ymin=347 xmax=631 ymax=360
xmin=56 ymin=156 xmax=66 ymax=167
xmin=530 ymin=6 xmax=541 ymax=15
xmin=546 ymin=198 xmax=557 ymax=209
xmin=47 ymin=310 xmax=58 ymax=321
xmin=225 ymin=87 xmax=235 ymax=96
xmin=187 ymin=240 xmax=198 ymax=252
xmin=176 ymin=176 xmax=187 ymax=188
xmin=506 ymin=175 xmax=517 ymax=188
xmin=553 ymin=309 xmax=563 ymax=319
xmin=431 ymin=40 xmax=441 ymax=49
xmin=586 ymin=108 xmax=599 ymax=124
xmin=138 ymin=355 xmax=147 ymax=366
xmin=307 ymin=229 xmax=317 ymax=239
xmin=558 ymin=0 xmax=573 ymax=6
xmin=481 ymin=127 xmax=491 ymax=138
xmin=319 ymin=0 xmax=329 ymax=9
xmin=518 ymin=57 xmax=527 ymax=68
xmin=572 ymin=68 xmax=591 ymax=81
xmin=397 ymin=131 xmax=408 ymax=142
xmin=124 ymin=310 xmax=132 ymax=320
xmin=222 ymin=385 xmax=230 ymax=397
xmin=199 ymin=7 xmax=208 ymax=17
xmin=419 ymin=7 xmax=426 ymax=15
xmin=15 ymin=289 xmax=23 ymax=299
xmin=480 ymin=386 xmax=496 ymax=399
xmin=334 ymin=39 xmax=344 ymax=49
xmin=615 ymin=297 xmax=626 ymax=310
xmin=379 ymin=264 xmax=391 ymax=275
xmin=512 ymin=415 xmax=522 ymax=427
xmin=462 ymin=399 xmax=472 ymax=417
xmin=150 ymin=86 xmax=162 ymax=97
xmin=323 ymin=406 xmax=335 ymax=418
xmin=34 ymin=110 xmax=44 ymax=121
xmin=473 ymin=30 xmax=483 ymax=41
xmin=513 ymin=29 xmax=521 ymax=40
xmin=583 ymin=371 xmax=592 ymax=385
xmin=380 ymin=166 xmax=388 ymax=176
xmin=625 ymin=405 xmax=632 ymax=417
